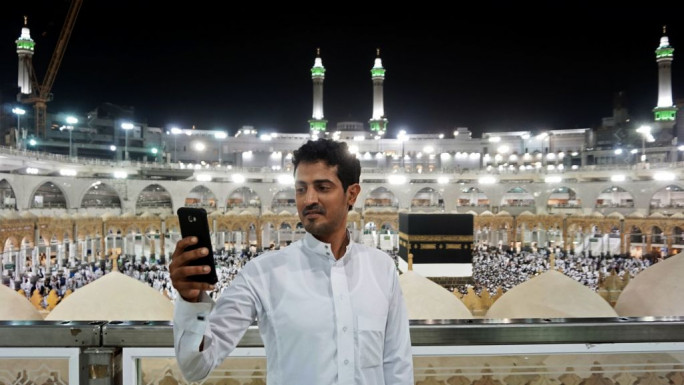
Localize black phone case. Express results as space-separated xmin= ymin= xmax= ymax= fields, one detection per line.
xmin=176 ymin=207 xmax=219 ymax=284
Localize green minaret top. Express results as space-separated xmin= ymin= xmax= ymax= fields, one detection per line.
xmin=371 ymin=48 xmax=385 ymax=78
xmin=16 ymin=16 xmax=35 ymax=52
xmin=311 ymin=47 xmax=325 ymax=78
xmin=656 ymin=25 xmax=674 ymax=59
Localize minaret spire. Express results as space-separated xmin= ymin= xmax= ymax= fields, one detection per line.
xmin=16 ymin=16 xmax=36 ymax=96
xmin=308 ymin=47 xmax=327 ymax=136
xmin=369 ymin=48 xmax=388 ymax=137
xmin=653 ymin=25 xmax=677 ymax=124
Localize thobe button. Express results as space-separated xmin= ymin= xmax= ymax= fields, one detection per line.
xmin=344 ymin=359 xmax=349 ymax=365
xmin=342 ymin=326 xmax=348 ymax=332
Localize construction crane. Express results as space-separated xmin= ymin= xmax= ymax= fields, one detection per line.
xmin=18 ymin=0 xmax=83 ymax=137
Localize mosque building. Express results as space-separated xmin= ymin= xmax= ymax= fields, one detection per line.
xmin=1 ymin=19 xmax=684 ymax=385
xmin=2 ymin=24 xmax=684 ymax=274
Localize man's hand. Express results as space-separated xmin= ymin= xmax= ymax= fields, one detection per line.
xmin=169 ymin=236 xmax=216 ymax=302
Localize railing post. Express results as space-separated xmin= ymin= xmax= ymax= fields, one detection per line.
xmin=80 ymin=347 xmax=122 ymax=385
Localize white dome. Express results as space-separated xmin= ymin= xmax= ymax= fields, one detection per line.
xmin=399 ymin=271 xmax=473 ymax=320
xmin=3 ymin=211 xmax=21 ymax=220
xmin=614 ymin=252 xmax=684 ymax=317
xmin=45 ymin=271 xmax=173 ymax=321
xmin=485 ymin=270 xmax=618 ymax=319
xmin=0 ymin=284 xmax=43 ymax=320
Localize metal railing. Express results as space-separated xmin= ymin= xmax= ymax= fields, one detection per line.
xmin=1 ymin=317 xmax=684 ymax=384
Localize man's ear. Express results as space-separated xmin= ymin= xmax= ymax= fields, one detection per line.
xmin=347 ymin=183 xmax=361 ymax=207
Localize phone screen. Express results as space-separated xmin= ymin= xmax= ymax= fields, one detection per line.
xmin=176 ymin=207 xmax=219 ymax=284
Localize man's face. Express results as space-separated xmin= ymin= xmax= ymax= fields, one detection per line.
xmin=295 ymin=161 xmax=360 ymax=243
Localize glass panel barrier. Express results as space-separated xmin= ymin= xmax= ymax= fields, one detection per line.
xmin=121 ymin=343 xmax=684 ymax=385
xmin=0 ymin=347 xmax=80 ymax=384
xmin=122 ymin=347 xmax=266 ymax=385
xmin=2 ymin=318 xmax=684 ymax=384
xmin=411 ymin=343 xmax=684 ymax=385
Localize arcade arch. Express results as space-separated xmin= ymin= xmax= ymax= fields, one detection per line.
xmin=185 ymin=185 xmax=217 ymax=213
xmin=547 ymin=186 xmax=581 ymax=209
xmin=81 ymin=182 xmax=122 ymax=211
xmin=30 ymin=181 xmax=67 ymax=209
xmin=410 ymin=187 xmax=444 ymax=212
xmin=364 ymin=187 xmax=398 ymax=209
xmin=596 ymin=186 xmax=634 ymax=208
xmin=136 ymin=184 xmax=173 ymax=215
xmin=651 ymin=184 xmax=684 ymax=209
xmin=226 ymin=187 xmax=261 ymax=214
xmin=457 ymin=187 xmax=489 ymax=207
xmin=500 ymin=187 xmax=534 ymax=207
xmin=0 ymin=179 xmax=16 ymax=210
xmin=271 ymin=187 xmax=296 ymax=213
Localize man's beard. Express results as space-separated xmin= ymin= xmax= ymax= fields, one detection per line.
xmin=301 ymin=204 xmax=330 ymax=236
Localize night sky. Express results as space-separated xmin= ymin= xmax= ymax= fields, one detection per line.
xmin=1 ymin=3 xmax=681 ymax=138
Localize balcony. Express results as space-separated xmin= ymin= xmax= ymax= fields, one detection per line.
xmin=2 ymin=317 xmax=683 ymax=384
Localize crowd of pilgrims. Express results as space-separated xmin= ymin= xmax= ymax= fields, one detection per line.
xmin=1 ymin=246 xmax=262 ymax=306
xmin=1 ymin=244 xmax=655 ymax=307
xmin=462 ymin=245 xmax=653 ymax=296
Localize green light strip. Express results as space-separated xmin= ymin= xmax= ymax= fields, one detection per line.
xmin=371 ymin=68 xmax=385 ymax=77
xmin=16 ymin=41 xmax=35 ymax=50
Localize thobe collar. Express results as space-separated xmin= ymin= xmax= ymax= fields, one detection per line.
xmin=303 ymin=230 xmax=353 ymax=262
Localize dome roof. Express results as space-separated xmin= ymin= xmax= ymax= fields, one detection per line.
xmin=485 ymin=270 xmax=618 ymax=319
xmin=348 ymin=211 xmax=360 ymax=218
xmin=3 ymin=211 xmax=20 ymax=220
xmin=399 ymin=271 xmax=473 ymax=320
xmin=20 ymin=211 xmax=37 ymax=219
xmin=607 ymin=211 xmax=625 ymax=219
xmin=45 ymin=271 xmax=173 ymax=321
xmin=0 ymin=284 xmax=43 ymax=320
xmin=614 ymin=252 xmax=684 ymax=317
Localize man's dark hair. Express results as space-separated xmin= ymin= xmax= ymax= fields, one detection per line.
xmin=292 ymin=138 xmax=361 ymax=192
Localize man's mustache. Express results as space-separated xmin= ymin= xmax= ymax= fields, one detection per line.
xmin=302 ymin=205 xmax=325 ymax=216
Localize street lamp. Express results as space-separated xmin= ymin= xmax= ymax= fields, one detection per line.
xmin=121 ymin=122 xmax=134 ymax=161
xmin=636 ymin=125 xmax=654 ymax=163
xmin=65 ymin=116 xmax=78 ymax=158
xmin=12 ymin=107 xmax=26 ymax=150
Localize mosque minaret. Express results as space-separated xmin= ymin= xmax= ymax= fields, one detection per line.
xmin=369 ymin=48 xmax=388 ymax=136
xmin=15 ymin=16 xmax=35 ymax=96
xmin=653 ymin=25 xmax=677 ymax=125
xmin=308 ymin=47 xmax=327 ymax=134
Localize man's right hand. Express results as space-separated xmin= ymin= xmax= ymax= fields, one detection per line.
xmin=169 ymin=236 xmax=215 ymax=302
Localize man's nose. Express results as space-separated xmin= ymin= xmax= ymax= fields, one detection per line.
xmin=304 ymin=188 xmax=318 ymax=204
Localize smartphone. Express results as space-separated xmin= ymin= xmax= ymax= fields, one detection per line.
xmin=176 ymin=207 xmax=218 ymax=284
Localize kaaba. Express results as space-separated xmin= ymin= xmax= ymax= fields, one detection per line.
xmin=398 ymin=213 xmax=474 ymax=264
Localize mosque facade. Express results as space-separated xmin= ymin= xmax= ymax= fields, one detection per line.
xmin=2 ymin=25 xmax=684 ymax=271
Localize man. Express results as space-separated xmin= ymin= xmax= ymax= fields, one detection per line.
xmin=170 ymin=138 xmax=414 ymax=384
